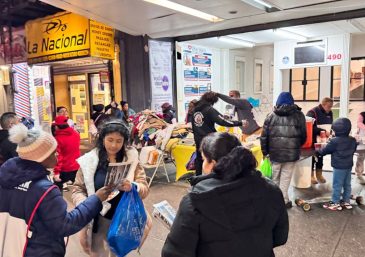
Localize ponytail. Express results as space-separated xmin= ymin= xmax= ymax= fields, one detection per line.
xmin=213 ymin=146 xmax=257 ymax=182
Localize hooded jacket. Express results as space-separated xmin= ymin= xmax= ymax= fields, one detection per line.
xmin=318 ymin=118 xmax=357 ymax=169
xmin=54 ymin=127 xmax=81 ymax=175
xmin=162 ymin=172 xmax=288 ymax=257
xmin=0 ymin=158 xmax=102 ymax=257
xmin=260 ymin=104 xmax=307 ymax=162
xmin=0 ymin=129 xmax=17 ymax=166
xmin=192 ymin=101 xmax=242 ymax=146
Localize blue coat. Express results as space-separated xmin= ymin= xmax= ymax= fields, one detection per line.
xmin=0 ymin=158 xmax=102 ymax=257
xmin=318 ymin=118 xmax=357 ymax=169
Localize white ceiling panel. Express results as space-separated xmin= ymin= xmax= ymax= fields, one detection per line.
xmin=41 ymin=0 xmax=365 ymax=38
xmin=269 ymin=0 xmax=335 ymax=10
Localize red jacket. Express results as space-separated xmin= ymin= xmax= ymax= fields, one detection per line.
xmin=54 ymin=127 xmax=81 ymax=175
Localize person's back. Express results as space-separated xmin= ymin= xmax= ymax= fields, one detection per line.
xmin=261 ymin=104 xmax=306 ymax=163
xmin=186 ymin=174 xmax=286 ymax=257
xmin=162 ymin=133 xmax=288 ymax=257
xmin=0 ymin=124 xmax=111 ymax=257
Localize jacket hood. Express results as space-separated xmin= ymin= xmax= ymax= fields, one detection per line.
xmin=0 ymin=157 xmax=48 ymax=188
xmin=0 ymin=130 xmax=9 ymax=144
xmin=332 ymin=118 xmax=352 ymax=137
xmin=273 ymin=104 xmax=301 ymax=116
xmin=190 ymin=171 xmax=266 ymax=231
xmin=55 ymin=127 xmax=74 ymax=136
xmin=276 ymin=92 xmax=294 ymax=106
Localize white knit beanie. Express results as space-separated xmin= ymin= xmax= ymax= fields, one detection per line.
xmin=9 ymin=124 xmax=57 ymax=163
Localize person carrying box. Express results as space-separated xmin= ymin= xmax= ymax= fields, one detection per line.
xmin=316 ymin=118 xmax=357 ymax=211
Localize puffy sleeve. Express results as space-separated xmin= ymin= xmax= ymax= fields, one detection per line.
xmin=72 ymin=169 xmax=88 ymax=206
xmin=162 ymin=195 xmax=199 ymax=257
xmin=38 ymin=185 xmax=102 ymax=237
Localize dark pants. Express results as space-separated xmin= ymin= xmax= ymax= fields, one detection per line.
xmin=312 ymin=156 xmax=323 ymax=171
xmin=195 ymin=143 xmax=203 ymax=176
xmin=54 ymin=170 xmax=78 ymax=191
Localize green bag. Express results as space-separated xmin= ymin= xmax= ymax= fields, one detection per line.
xmin=259 ymin=158 xmax=272 ymax=179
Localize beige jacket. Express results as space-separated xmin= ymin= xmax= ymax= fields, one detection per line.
xmin=72 ymin=146 xmax=152 ymax=251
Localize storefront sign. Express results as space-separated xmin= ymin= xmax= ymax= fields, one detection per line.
xmin=148 ymin=40 xmax=173 ymax=112
xmin=26 ymin=12 xmax=114 ymax=64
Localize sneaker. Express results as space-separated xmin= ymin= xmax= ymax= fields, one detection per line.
xmin=323 ymin=201 xmax=342 ymax=211
xmin=341 ymin=202 xmax=353 ymax=210
xmin=285 ymin=201 xmax=292 ymax=209
xmin=357 ymin=176 xmax=365 ymax=185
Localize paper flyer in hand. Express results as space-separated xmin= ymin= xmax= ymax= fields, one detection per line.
xmin=104 ymin=162 xmax=131 ymax=201
xmin=152 ymin=200 xmax=177 ymax=230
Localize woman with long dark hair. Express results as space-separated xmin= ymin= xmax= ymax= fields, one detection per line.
xmin=162 ymin=132 xmax=288 ymax=257
xmin=72 ymin=120 xmax=151 ymax=257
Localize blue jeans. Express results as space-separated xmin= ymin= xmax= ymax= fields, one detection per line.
xmin=332 ymin=168 xmax=352 ymax=203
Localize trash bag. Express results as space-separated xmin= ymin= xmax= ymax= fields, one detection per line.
xmin=107 ymin=185 xmax=147 ymax=257
xmin=185 ymin=152 xmax=196 ymax=171
xmin=259 ymin=158 xmax=272 ymax=179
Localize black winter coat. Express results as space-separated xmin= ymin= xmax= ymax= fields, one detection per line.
xmin=0 ymin=158 xmax=102 ymax=257
xmin=260 ymin=105 xmax=307 ymax=163
xmin=318 ymin=118 xmax=357 ymax=169
xmin=162 ymin=172 xmax=289 ymax=257
xmin=0 ymin=130 xmax=17 ymax=166
xmin=192 ymin=101 xmax=242 ymax=147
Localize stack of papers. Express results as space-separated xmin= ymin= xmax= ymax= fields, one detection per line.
xmin=152 ymin=200 xmax=177 ymax=230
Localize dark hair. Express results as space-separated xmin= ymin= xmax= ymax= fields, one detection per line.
xmin=229 ymin=90 xmax=240 ymax=98
xmin=120 ymin=101 xmax=128 ymax=108
xmin=0 ymin=112 xmax=17 ymax=129
xmin=200 ymin=91 xmax=218 ymax=105
xmin=56 ymin=106 xmax=67 ymax=113
xmin=96 ymin=120 xmax=130 ymax=170
xmin=200 ymin=132 xmax=257 ymax=181
xmin=188 ymin=99 xmax=198 ymax=114
xmin=56 ymin=124 xmax=69 ymax=129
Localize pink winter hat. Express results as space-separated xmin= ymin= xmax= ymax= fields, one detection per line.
xmin=9 ymin=124 xmax=57 ymax=163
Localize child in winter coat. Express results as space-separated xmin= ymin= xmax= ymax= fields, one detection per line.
xmin=316 ymin=118 xmax=357 ymax=211
xmin=53 ymin=115 xmax=81 ymax=191
xmin=0 ymin=124 xmax=113 ymax=257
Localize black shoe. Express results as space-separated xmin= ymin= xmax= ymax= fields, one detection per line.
xmin=285 ymin=201 xmax=292 ymax=209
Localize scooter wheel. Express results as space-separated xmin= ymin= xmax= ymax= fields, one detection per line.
xmin=356 ymin=196 xmax=364 ymax=205
xmin=302 ymin=203 xmax=311 ymax=212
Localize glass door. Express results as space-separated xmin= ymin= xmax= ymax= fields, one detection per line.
xmin=68 ymin=75 xmax=89 ymax=139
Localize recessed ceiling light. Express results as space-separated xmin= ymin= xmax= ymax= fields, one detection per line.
xmin=273 ymin=28 xmax=308 ymax=41
xmin=218 ymin=36 xmax=255 ymax=48
xmin=144 ymin=0 xmax=223 ymax=22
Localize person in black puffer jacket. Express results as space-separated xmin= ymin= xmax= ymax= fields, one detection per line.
xmin=162 ymin=132 xmax=288 ymax=257
xmin=260 ymin=92 xmax=306 ymax=207
xmin=316 ymin=118 xmax=357 ymax=211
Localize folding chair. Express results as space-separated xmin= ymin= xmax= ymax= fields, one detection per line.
xmin=143 ymin=150 xmax=170 ymax=187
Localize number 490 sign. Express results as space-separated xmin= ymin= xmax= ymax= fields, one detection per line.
xmin=327 ymin=54 xmax=342 ymax=60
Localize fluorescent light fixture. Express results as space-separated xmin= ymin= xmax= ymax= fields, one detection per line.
xmin=218 ymin=36 xmax=255 ymax=48
xmin=253 ymin=0 xmax=272 ymax=8
xmin=143 ymin=0 xmax=223 ymax=22
xmin=273 ymin=28 xmax=307 ymax=41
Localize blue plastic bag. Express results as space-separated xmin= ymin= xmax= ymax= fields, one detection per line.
xmin=107 ymin=185 xmax=147 ymax=257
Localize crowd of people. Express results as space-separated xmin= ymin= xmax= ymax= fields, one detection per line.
xmin=0 ymin=90 xmax=364 ymax=256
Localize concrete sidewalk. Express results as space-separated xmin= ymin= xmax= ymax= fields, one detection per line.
xmin=65 ymin=163 xmax=365 ymax=257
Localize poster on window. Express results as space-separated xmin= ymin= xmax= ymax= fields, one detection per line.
xmin=181 ymin=43 xmax=213 ymax=111
xmin=149 ymin=40 xmax=173 ymax=112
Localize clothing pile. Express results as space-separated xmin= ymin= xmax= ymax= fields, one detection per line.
xmin=130 ymin=110 xmax=192 ymax=153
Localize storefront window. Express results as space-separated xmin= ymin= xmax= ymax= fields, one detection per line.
xmin=290 ymin=67 xmax=320 ymax=101
xmin=331 ymin=59 xmax=365 ymax=100
xmin=89 ymin=73 xmax=111 ymax=107
xmin=254 ymin=60 xmax=263 ymax=93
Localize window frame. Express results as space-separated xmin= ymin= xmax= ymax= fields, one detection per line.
xmin=234 ymin=56 xmax=246 ymax=95
xmin=254 ymin=59 xmax=264 ymax=94
xmin=289 ymin=67 xmax=321 ymax=102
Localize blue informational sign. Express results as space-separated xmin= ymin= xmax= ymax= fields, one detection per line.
xmin=192 ymin=55 xmax=211 ymax=66
xmin=184 ymin=67 xmax=198 ymax=79
xmin=198 ymin=70 xmax=211 ymax=80
xmin=184 ymin=86 xmax=199 ymax=96
xmin=199 ymin=86 xmax=209 ymax=94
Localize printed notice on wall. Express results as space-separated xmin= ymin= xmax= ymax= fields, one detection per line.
xmin=181 ymin=43 xmax=212 ymax=112
xmin=149 ymin=40 xmax=173 ymax=112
